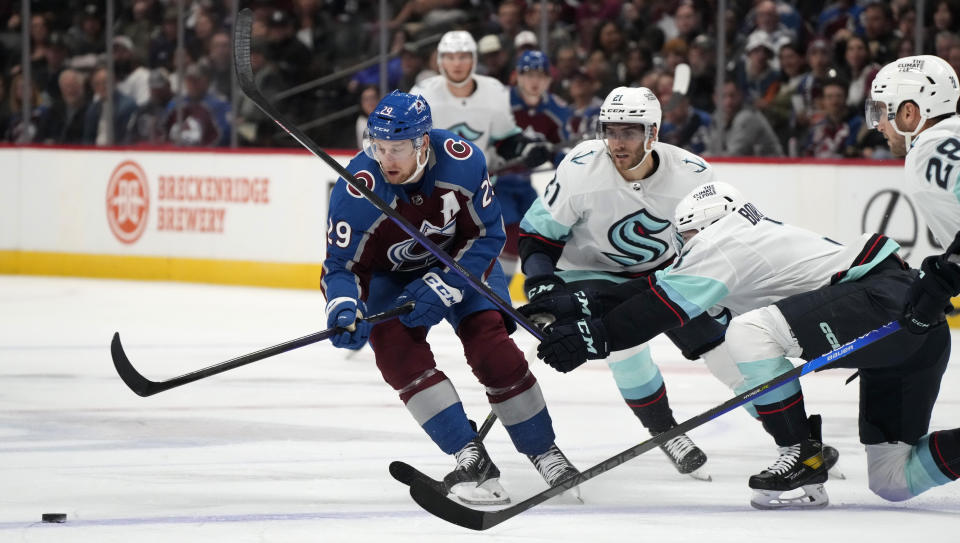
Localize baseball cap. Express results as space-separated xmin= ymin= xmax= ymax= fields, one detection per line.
xmin=514 ymin=30 xmax=538 ymax=49
xmin=478 ymin=34 xmax=501 ymax=55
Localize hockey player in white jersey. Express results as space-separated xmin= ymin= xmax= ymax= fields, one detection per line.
xmin=411 ymin=30 xmax=553 ymax=279
xmin=523 ymin=181 xmax=959 ymax=509
xmin=866 ymin=54 xmax=960 ymax=334
xmin=518 ymin=86 xmax=730 ymax=479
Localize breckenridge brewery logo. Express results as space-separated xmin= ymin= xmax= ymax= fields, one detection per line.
xmin=106 ymin=160 xmax=150 ymax=244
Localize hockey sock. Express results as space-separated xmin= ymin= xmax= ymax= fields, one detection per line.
xmin=925 ymin=429 xmax=960 ymax=482
xmin=625 ymin=383 xmax=677 ymax=434
xmin=754 ymin=390 xmax=810 ymax=447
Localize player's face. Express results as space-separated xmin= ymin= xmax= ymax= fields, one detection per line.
xmin=871 ymin=101 xmax=912 ymax=157
xmin=369 ymin=138 xmax=420 ymax=184
xmin=602 ymin=123 xmax=649 ymax=170
xmin=517 ymin=70 xmax=551 ymax=98
xmin=441 ymin=52 xmax=473 ymax=84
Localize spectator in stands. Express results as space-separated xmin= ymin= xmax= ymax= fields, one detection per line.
xmin=803 ymin=79 xmax=862 ymax=158
xmin=397 ymin=44 xmax=427 ymax=92
xmin=930 ymin=0 xmax=960 ymax=41
xmin=793 ymin=39 xmax=833 ymax=138
xmin=840 ymin=35 xmax=880 ymax=111
xmin=895 ymin=4 xmax=917 ymax=50
xmin=860 ymin=1 xmax=897 ymax=64
xmin=514 ymin=30 xmax=539 ymax=58
xmin=185 ymin=8 xmax=218 ymax=63
xmin=594 ymin=21 xmax=627 ymax=77
xmin=355 ymin=85 xmax=379 ymax=149
xmin=934 ymin=30 xmax=960 ymax=58
xmin=114 ymin=36 xmax=152 ymax=106
xmin=266 ymin=9 xmax=313 ymax=87
xmin=709 ymin=80 xmax=783 ymax=157
xmin=661 ymin=38 xmax=688 ymax=74
xmin=687 ymin=34 xmax=715 ymax=113
xmin=149 ymin=6 xmax=179 ymax=70
xmin=673 ymin=0 xmax=703 ymax=45
xmin=767 ymin=41 xmax=808 ymax=153
xmin=623 ymin=43 xmax=654 ymax=88
xmin=162 ymin=62 xmax=230 ymax=146
xmin=388 ymin=0 xmax=467 ymax=33
xmin=34 ymin=32 xmax=69 ymax=104
xmin=493 ymin=0 xmax=525 ymax=56
xmin=236 ymin=42 xmax=283 ymax=146
xmin=477 ymin=34 xmax=511 ymax=85
xmin=66 ymin=4 xmax=105 ymax=58
xmin=117 ymin=0 xmax=155 ymax=55
xmin=36 ymin=69 xmax=87 ymax=144
xmin=5 ymin=71 xmax=44 ymax=143
xmin=128 ymin=68 xmax=173 ymax=144
xmin=524 ymin=0 xmax=574 ymax=54
xmin=749 ymin=0 xmax=797 ymax=54
xmin=204 ymin=31 xmax=232 ymax=102
xmin=564 ymin=68 xmax=601 ymax=145
xmin=83 ymin=65 xmax=137 ymax=145
xmin=948 ymin=42 xmax=960 ymax=78
xmin=659 ymin=72 xmax=711 ymax=155
xmin=817 ymin=0 xmax=862 ymax=38
xmin=734 ymin=31 xmax=781 ymax=112
xmin=549 ymin=45 xmax=580 ymax=101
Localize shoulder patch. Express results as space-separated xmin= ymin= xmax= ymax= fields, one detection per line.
xmin=346 ymin=170 xmax=376 ymax=198
xmin=570 ymin=149 xmax=595 ymax=165
xmin=444 ymin=138 xmax=474 ymax=160
xmin=681 ymin=156 xmax=708 ymax=173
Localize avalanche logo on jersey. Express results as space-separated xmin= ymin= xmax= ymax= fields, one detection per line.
xmin=446 ymin=122 xmax=484 ymax=142
xmin=386 ymin=217 xmax=457 ymax=271
xmin=602 ymin=209 xmax=671 ymax=266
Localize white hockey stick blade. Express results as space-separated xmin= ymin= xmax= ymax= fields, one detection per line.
xmin=672 ymin=63 xmax=691 ymax=96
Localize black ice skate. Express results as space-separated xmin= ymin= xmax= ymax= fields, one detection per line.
xmin=443 ymin=439 xmax=510 ymax=505
xmin=658 ymin=432 xmax=711 ymax=481
xmin=749 ymin=417 xmax=829 ymax=510
xmin=528 ymin=443 xmax=583 ymax=502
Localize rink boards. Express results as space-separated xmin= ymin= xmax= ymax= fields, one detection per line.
xmin=0 ymin=146 xmax=955 ymax=325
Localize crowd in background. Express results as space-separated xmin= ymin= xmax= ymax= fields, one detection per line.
xmin=1 ymin=0 xmax=958 ymax=158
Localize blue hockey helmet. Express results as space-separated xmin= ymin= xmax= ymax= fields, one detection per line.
xmin=516 ymin=50 xmax=550 ymax=74
xmin=366 ymin=90 xmax=432 ymax=141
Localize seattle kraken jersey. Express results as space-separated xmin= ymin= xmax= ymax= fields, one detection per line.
xmin=321 ymin=129 xmax=505 ymax=302
xmin=656 ymin=205 xmax=900 ymax=318
xmin=411 ymin=74 xmax=521 ymax=161
xmin=903 ymin=115 xmax=960 ymax=248
xmin=520 ymin=140 xmax=715 ymax=275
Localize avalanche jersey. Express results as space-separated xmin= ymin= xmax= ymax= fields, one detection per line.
xmin=904 ymin=115 xmax=960 ymax=248
xmin=411 ymin=74 xmax=521 ymax=163
xmin=520 ymin=140 xmax=715 ymax=275
xmin=509 ymin=87 xmax=570 ymax=144
xmin=321 ymin=129 xmax=504 ymax=302
xmin=656 ymin=205 xmax=900 ymax=318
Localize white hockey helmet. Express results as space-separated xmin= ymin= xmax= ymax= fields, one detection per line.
xmin=675 ymin=181 xmax=744 ymax=233
xmin=867 ymin=55 xmax=960 ymax=147
xmin=598 ymin=86 xmax=662 ymax=170
xmin=437 ymin=30 xmax=477 ymax=87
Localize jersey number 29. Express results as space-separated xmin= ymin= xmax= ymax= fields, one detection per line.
xmin=327 ymin=218 xmax=351 ymax=248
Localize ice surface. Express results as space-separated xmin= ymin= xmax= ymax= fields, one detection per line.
xmin=1 ymin=275 xmax=957 ymax=542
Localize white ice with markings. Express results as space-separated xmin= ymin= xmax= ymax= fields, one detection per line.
xmin=1 ymin=275 xmax=958 ymax=542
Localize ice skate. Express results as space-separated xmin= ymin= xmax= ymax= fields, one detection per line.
xmin=822 ymin=444 xmax=846 ymax=480
xmin=748 ymin=438 xmax=829 ymax=510
xmin=528 ymin=443 xmax=583 ymax=502
xmin=658 ymin=432 xmax=711 ymax=481
xmin=443 ymin=440 xmax=510 ymax=505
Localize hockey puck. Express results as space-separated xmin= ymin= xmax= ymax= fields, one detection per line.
xmin=41 ymin=513 xmax=66 ymax=523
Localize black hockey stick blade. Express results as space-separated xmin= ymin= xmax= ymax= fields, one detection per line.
xmin=232 ymin=8 xmax=541 ymax=340
xmin=111 ymin=302 xmax=414 ymax=397
xmin=390 ymin=411 xmax=499 ymax=488
xmin=405 ymin=321 xmax=901 ymax=530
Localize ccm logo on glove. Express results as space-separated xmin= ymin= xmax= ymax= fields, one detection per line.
xmin=423 ymin=272 xmax=464 ymax=307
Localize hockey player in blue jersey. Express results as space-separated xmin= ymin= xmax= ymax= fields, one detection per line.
xmin=321 ymin=90 xmax=578 ymax=505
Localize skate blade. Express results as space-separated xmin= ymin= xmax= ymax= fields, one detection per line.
xmin=687 ymin=467 xmax=712 ymax=482
xmin=750 ymin=484 xmax=829 ymax=510
xmin=449 ymin=478 xmax=511 ymax=506
xmin=552 ymin=484 xmax=584 ymax=504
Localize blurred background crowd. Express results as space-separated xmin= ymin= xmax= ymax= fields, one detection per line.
xmin=0 ymin=0 xmax=955 ymax=158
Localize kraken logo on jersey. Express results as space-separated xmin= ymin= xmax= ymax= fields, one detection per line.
xmin=387 ymin=218 xmax=457 ymax=270
xmin=602 ymin=209 xmax=671 ymax=266
xmin=446 ymin=122 xmax=485 ymax=142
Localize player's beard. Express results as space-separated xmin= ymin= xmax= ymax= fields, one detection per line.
xmin=609 ymin=143 xmax=645 ymax=171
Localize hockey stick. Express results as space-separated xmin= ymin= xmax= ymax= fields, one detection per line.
xmin=111 ymin=302 xmax=415 ymax=397
xmin=398 ymin=320 xmax=901 ymax=530
xmin=233 ymin=9 xmax=542 ymax=340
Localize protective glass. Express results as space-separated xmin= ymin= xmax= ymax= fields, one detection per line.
xmin=599 ymin=123 xmax=647 ymax=144
xmin=864 ymin=99 xmax=888 ymax=129
xmin=363 ymin=136 xmax=418 ymax=162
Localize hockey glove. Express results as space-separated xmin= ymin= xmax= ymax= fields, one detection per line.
xmin=519 ymin=288 xmax=614 ymax=327
xmin=537 ymin=317 xmax=610 ymax=373
xmin=524 ymin=274 xmax=566 ymax=302
xmin=326 ymin=298 xmax=372 ymax=350
xmin=901 ymin=254 xmax=960 ymax=334
xmin=396 ymin=268 xmax=464 ymax=329
xmin=521 ymin=142 xmax=554 ymax=169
